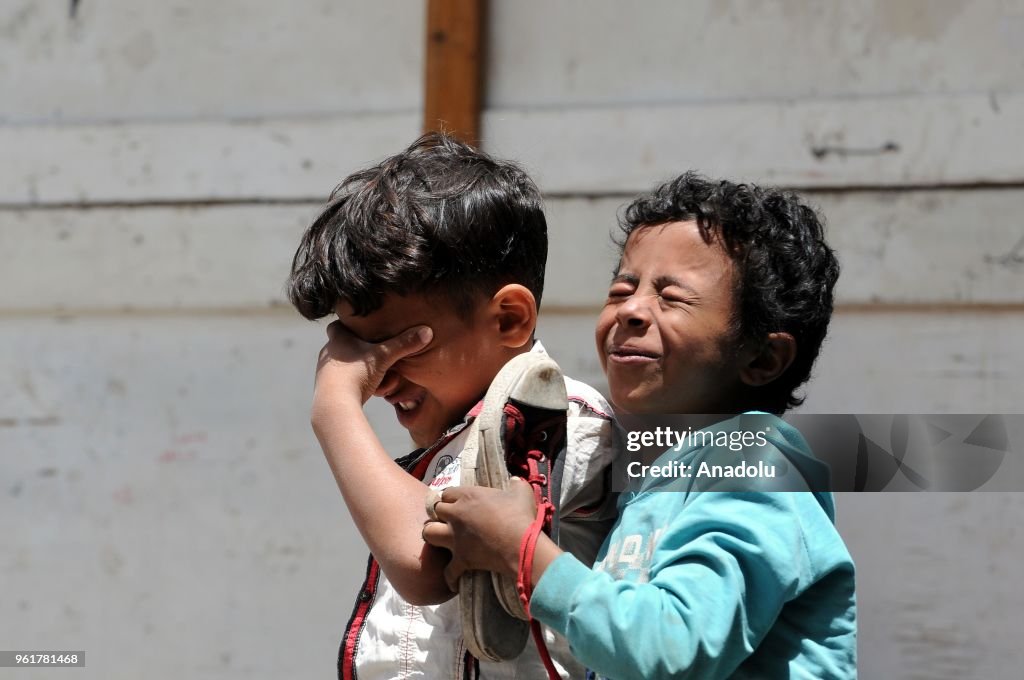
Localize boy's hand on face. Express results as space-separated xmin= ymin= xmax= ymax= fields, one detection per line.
xmin=306 ymin=319 xmax=454 ymax=605
xmin=422 ymin=480 xmax=537 ymax=593
xmin=312 ymin=321 xmax=433 ymax=428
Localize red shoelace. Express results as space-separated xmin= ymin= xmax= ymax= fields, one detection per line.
xmin=504 ymin=405 xmax=561 ymax=680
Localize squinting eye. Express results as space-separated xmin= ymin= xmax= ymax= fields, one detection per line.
xmin=658 ymin=290 xmax=693 ymax=306
xmin=606 ymin=285 xmax=633 ymax=299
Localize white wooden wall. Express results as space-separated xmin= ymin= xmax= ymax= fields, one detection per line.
xmin=2 ymin=1 xmax=1022 ymax=678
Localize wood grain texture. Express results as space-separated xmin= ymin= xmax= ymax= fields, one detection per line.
xmin=485 ymin=0 xmax=1024 ymax=108
xmin=483 ymin=93 xmax=1024 ymax=193
xmin=423 ymin=0 xmax=485 ymax=146
xmin=6 ymin=190 xmax=1020 ymax=312
xmin=0 ymin=0 xmax=424 ymax=123
xmin=5 ymin=93 xmax=1020 ymax=205
xmin=0 ymin=113 xmax=420 ymax=205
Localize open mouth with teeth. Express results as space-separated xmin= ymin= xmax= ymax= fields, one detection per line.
xmin=388 ymin=390 xmax=427 ymax=424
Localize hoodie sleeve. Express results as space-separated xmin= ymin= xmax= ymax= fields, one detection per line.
xmin=529 ymin=490 xmax=832 ymax=680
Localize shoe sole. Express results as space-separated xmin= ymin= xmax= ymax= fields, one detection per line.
xmin=455 ymin=353 xmax=568 ymax=662
xmin=458 ymin=417 xmax=532 ymax=661
xmin=476 ymin=353 xmax=567 ymax=622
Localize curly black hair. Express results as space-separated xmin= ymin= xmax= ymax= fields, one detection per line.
xmin=287 ymin=132 xmax=547 ymax=320
xmin=619 ymin=172 xmax=840 ymax=413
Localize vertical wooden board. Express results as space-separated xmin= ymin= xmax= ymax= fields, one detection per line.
xmin=485 ymin=0 xmax=1024 ymax=107
xmin=0 ymin=0 xmax=424 ymax=123
xmin=423 ymin=0 xmax=484 ymax=145
xmin=0 ymin=316 xmax=413 ymax=678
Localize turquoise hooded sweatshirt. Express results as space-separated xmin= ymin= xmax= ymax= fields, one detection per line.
xmin=530 ymin=414 xmax=857 ymax=679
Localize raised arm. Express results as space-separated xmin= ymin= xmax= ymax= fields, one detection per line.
xmin=311 ymin=321 xmax=454 ymax=605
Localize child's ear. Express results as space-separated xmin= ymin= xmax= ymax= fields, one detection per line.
xmin=739 ymin=332 xmax=797 ymax=386
xmin=489 ymin=284 xmax=537 ymax=349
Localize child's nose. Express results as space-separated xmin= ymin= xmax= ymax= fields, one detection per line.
xmin=616 ymin=295 xmax=653 ymax=329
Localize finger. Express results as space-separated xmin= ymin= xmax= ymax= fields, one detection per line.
xmin=431 ymin=489 xmax=470 ymax=522
xmin=376 ymin=326 xmax=433 ymax=368
xmin=424 ymin=488 xmax=443 ymax=522
xmin=422 ymin=520 xmax=455 ymax=550
xmin=509 ymin=476 xmax=539 ymax=506
xmin=438 ymin=486 xmax=468 ymax=503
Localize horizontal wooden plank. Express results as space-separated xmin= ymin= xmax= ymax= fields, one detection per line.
xmin=0 ymin=0 xmax=423 ymax=124
xmin=545 ymin=190 xmax=1024 ymax=307
xmin=484 ymin=93 xmax=1024 ymax=193
xmin=5 ymin=190 xmax=1020 ymax=312
xmin=808 ymin=310 xmax=1024 ymax=413
xmin=817 ymin=190 xmax=1024 ymax=305
xmin=3 ymin=93 xmax=1022 ymax=204
xmin=0 ymin=113 xmax=420 ymax=204
xmin=10 ymin=0 xmax=1019 ymax=125
xmin=0 ymin=204 xmax=318 ymax=312
xmin=487 ymin=0 xmax=1024 ymax=109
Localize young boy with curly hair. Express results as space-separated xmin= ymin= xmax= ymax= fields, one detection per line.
xmin=425 ymin=172 xmax=858 ymax=679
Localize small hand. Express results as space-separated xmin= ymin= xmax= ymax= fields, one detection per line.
xmin=422 ymin=480 xmax=538 ymax=593
xmin=312 ymin=321 xmax=432 ymax=432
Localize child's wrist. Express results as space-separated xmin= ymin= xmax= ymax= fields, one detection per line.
xmin=503 ymin=514 xmax=537 ymax=576
xmin=528 ymin=535 xmax=562 ymax=588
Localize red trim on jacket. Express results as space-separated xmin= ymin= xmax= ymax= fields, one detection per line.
xmin=337 ymin=415 xmax=477 ymax=680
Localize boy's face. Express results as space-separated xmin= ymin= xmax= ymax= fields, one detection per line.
xmin=336 ymin=294 xmax=504 ymax=447
xmin=595 ymin=220 xmax=746 ymax=415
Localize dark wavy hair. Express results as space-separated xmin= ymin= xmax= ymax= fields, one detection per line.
xmin=287 ymin=132 xmax=547 ymax=320
xmin=619 ymin=172 xmax=840 ymax=413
